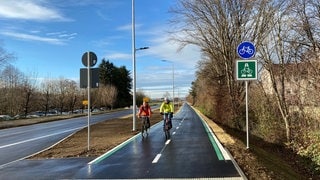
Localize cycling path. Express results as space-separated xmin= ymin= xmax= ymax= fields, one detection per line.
xmin=74 ymin=103 xmax=244 ymax=179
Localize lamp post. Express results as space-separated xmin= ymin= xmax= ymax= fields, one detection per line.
xmin=132 ymin=0 xmax=149 ymax=131
xmin=161 ymin=60 xmax=175 ymax=112
xmin=132 ymin=47 xmax=148 ymax=131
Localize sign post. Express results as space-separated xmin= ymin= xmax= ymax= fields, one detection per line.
xmin=236 ymin=41 xmax=257 ymax=149
xmin=81 ymin=51 xmax=97 ymax=151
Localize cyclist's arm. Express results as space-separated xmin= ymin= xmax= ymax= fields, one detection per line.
xmin=159 ymin=102 xmax=164 ymax=113
xmin=169 ymin=103 xmax=174 ymax=113
xmin=148 ymin=107 xmax=152 ymax=118
xmin=137 ymin=106 xmax=142 ymax=117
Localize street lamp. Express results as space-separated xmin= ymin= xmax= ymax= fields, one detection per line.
xmin=161 ymin=60 xmax=175 ymax=112
xmin=132 ymin=47 xmax=149 ymax=131
xmin=132 ymin=0 xmax=149 ymax=131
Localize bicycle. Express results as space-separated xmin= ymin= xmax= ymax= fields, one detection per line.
xmin=162 ymin=113 xmax=172 ymax=140
xmin=238 ymin=46 xmax=254 ymax=55
xmin=140 ymin=116 xmax=149 ymax=138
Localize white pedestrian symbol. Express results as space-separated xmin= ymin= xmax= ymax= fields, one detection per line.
xmin=241 ymin=63 xmax=253 ymax=77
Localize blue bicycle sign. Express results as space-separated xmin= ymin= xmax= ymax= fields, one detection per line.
xmin=237 ymin=41 xmax=255 ymax=59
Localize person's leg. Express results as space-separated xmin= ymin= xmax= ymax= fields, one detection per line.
xmin=147 ymin=117 xmax=150 ymax=128
xmin=163 ymin=114 xmax=166 ymax=130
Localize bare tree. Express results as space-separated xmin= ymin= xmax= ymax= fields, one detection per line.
xmin=64 ymin=79 xmax=79 ymax=113
xmin=96 ymin=84 xmax=118 ymax=110
xmin=51 ymin=78 xmax=76 ymax=114
xmin=0 ymin=65 xmax=24 ymax=116
xmin=40 ymin=79 xmax=54 ymax=116
xmin=170 ymin=0 xmax=282 ymax=127
xmin=20 ymin=73 xmax=38 ymax=117
xmin=0 ymin=44 xmax=15 ymax=71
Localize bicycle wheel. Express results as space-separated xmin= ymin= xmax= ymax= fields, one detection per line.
xmin=141 ymin=118 xmax=148 ymax=138
xmin=165 ymin=129 xmax=170 ymax=140
xmin=144 ymin=124 xmax=148 ymax=136
xmin=141 ymin=125 xmax=145 ymax=137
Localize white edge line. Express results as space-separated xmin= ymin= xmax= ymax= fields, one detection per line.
xmin=201 ymin=116 xmax=231 ymax=160
xmin=208 ymin=122 xmax=230 ymax=159
xmin=192 ymin=108 xmax=231 ymax=160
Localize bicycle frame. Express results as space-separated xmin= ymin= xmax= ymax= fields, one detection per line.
xmin=163 ymin=113 xmax=172 ymax=140
xmin=140 ymin=116 xmax=149 ymax=138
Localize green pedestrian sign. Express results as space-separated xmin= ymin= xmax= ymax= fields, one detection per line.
xmin=236 ymin=60 xmax=257 ymax=80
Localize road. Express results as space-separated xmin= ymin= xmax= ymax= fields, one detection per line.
xmin=0 ymin=109 xmax=132 ymax=167
xmin=0 ymin=104 xmax=245 ymax=179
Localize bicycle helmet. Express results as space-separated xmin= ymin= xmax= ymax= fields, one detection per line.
xmin=143 ymin=97 xmax=149 ymax=103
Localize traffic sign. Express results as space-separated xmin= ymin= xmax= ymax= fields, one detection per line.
xmin=82 ymin=100 xmax=88 ymax=105
xmin=237 ymin=41 xmax=255 ymax=59
xmin=236 ymin=60 xmax=257 ymax=80
xmin=80 ymin=68 xmax=100 ymax=88
xmin=82 ymin=51 xmax=97 ymax=67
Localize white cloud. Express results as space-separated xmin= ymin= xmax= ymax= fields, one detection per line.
xmin=0 ymin=0 xmax=68 ymax=21
xmin=125 ymin=24 xmax=201 ymax=98
xmin=148 ymin=34 xmax=200 ymax=70
xmin=117 ymin=23 xmax=143 ymax=31
xmin=106 ymin=53 xmax=132 ymax=60
xmin=0 ymin=31 xmax=65 ymax=45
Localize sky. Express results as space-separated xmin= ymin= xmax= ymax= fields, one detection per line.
xmin=0 ymin=0 xmax=201 ymax=99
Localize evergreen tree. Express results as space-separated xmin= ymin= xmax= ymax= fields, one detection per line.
xmin=98 ymin=59 xmax=132 ymax=108
xmin=99 ymin=59 xmax=115 ymax=85
xmin=115 ymin=66 xmax=132 ymax=107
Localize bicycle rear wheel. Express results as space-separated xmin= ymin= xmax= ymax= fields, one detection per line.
xmin=141 ymin=120 xmax=148 ymax=138
xmin=165 ymin=129 xmax=170 ymax=140
xmin=141 ymin=125 xmax=145 ymax=137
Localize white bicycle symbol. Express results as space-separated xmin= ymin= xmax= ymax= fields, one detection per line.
xmin=238 ymin=46 xmax=254 ymax=55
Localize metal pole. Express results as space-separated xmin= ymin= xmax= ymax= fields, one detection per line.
xmin=246 ymin=81 xmax=249 ymax=149
xmin=161 ymin=60 xmax=174 ymax=110
xmin=172 ymin=63 xmax=174 ymax=112
xmin=87 ymin=52 xmax=91 ymax=151
xmin=132 ymin=0 xmax=137 ymax=131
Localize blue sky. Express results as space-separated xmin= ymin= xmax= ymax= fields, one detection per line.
xmin=0 ymin=0 xmax=200 ymax=99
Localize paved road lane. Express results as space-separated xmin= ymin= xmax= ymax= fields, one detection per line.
xmin=0 ymin=109 xmax=132 ymax=167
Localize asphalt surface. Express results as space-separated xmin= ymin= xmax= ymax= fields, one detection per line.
xmin=0 ymin=104 xmax=245 ymax=179
xmin=0 ymin=109 xmax=132 ymax=167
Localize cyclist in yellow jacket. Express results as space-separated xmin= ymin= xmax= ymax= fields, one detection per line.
xmin=160 ymin=97 xmax=174 ymax=130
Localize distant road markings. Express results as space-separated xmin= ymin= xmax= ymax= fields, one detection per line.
xmin=0 ymin=127 xmax=84 ymax=149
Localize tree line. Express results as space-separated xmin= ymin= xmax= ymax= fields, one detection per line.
xmin=0 ymin=54 xmax=135 ymax=118
xmin=172 ymin=0 xmax=320 ymax=175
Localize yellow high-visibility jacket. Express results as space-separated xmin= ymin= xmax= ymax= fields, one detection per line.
xmin=160 ymin=102 xmax=173 ymax=113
